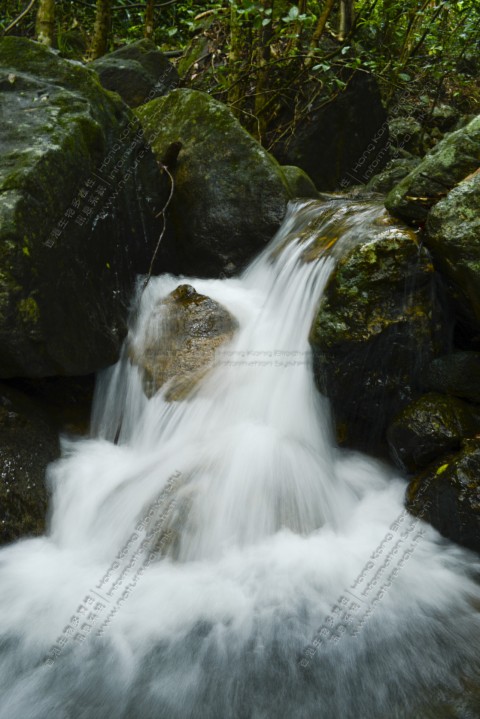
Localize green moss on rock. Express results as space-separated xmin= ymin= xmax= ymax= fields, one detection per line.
xmin=424 ymin=170 xmax=480 ymax=344
xmin=0 ymin=36 xmax=165 ymax=378
xmin=135 ymin=89 xmax=291 ymax=277
xmin=385 ymin=114 xmax=480 ymax=223
xmin=310 ymin=217 xmax=447 ymax=455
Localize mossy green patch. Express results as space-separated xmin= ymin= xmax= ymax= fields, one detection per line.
xmin=18 ymin=297 xmax=40 ymax=324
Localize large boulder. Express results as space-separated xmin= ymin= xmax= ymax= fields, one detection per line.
xmin=130 ymin=284 xmax=238 ymax=400
xmin=273 ymin=72 xmax=390 ymax=190
xmin=90 ymin=39 xmax=178 ymax=108
xmin=406 ymin=440 xmax=480 ymax=553
xmin=387 ymin=392 xmax=480 ymax=472
xmin=0 ymin=383 xmax=59 ymax=545
xmin=135 ymin=89 xmax=292 ymax=277
xmin=424 ymin=170 xmax=480 ymax=344
xmin=385 ymin=114 xmax=480 ymax=223
xmin=0 ymin=37 xmax=165 ymax=378
xmin=310 ymin=218 xmax=446 ymax=454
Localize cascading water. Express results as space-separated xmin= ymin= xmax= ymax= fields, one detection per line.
xmin=0 ymin=198 xmax=479 ymax=719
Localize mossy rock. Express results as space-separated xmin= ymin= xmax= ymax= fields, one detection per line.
xmin=366 ymin=158 xmax=420 ymax=194
xmin=0 ymin=37 xmax=166 ymax=377
xmin=281 ymin=166 xmax=319 ymax=199
xmin=90 ymin=39 xmax=178 ymax=108
xmin=130 ymin=284 xmax=238 ymax=400
xmin=385 ymin=114 xmax=480 ymax=223
xmin=424 ymin=170 xmax=480 ymax=344
xmin=310 ymin=221 xmax=447 ymax=454
xmin=406 ymin=440 xmax=480 ymax=553
xmin=135 ymin=88 xmax=291 ymax=277
xmin=387 ymin=392 xmax=480 ymax=472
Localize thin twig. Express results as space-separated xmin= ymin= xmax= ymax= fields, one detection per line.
xmin=3 ymin=0 xmax=37 ymax=35
xmin=142 ymin=162 xmax=175 ymax=291
xmin=112 ymin=0 xmax=177 ymax=9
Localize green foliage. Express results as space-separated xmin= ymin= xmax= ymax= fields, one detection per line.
xmin=2 ymin=0 xmax=479 ymax=144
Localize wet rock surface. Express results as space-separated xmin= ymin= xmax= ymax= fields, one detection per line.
xmin=387 ymin=392 xmax=480 ymax=472
xmin=136 ymin=89 xmax=291 ymax=277
xmin=424 ymin=169 xmax=480 ymax=344
xmin=0 ymin=383 xmax=59 ymax=545
xmin=423 ymin=351 xmax=480 ymax=403
xmin=131 ymin=284 xmax=238 ymax=400
xmin=310 ymin=217 xmax=446 ymax=455
xmin=407 ymin=440 xmax=480 ymax=553
xmin=0 ymin=36 xmax=165 ymax=378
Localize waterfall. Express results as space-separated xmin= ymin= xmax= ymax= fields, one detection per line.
xmin=0 ymin=198 xmax=479 ymax=718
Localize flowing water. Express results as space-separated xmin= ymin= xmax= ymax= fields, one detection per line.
xmin=0 ymin=198 xmax=479 ymax=718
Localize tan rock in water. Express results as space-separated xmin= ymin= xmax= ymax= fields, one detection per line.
xmin=131 ymin=284 xmax=238 ymax=400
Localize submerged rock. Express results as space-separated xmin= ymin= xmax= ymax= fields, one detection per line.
xmin=385 ymin=114 xmax=480 ymax=223
xmin=424 ymin=170 xmax=480 ymax=344
xmin=387 ymin=392 xmax=480 ymax=472
xmin=0 ymin=383 xmax=59 ymax=545
xmin=0 ymin=36 xmax=165 ymax=378
xmin=131 ymin=284 xmax=238 ymax=399
xmin=136 ymin=89 xmax=292 ymax=277
xmin=406 ymin=440 xmax=480 ymax=553
xmin=90 ymin=39 xmax=178 ymax=108
xmin=310 ymin=223 xmax=446 ymax=454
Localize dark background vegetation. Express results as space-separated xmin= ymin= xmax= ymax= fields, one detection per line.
xmin=2 ymin=0 xmax=479 ymax=146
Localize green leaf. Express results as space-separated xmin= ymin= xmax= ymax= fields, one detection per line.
xmin=398 ymin=72 xmax=411 ymax=81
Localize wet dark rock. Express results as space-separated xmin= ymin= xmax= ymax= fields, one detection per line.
xmin=273 ymin=72 xmax=389 ymax=190
xmin=387 ymin=392 xmax=480 ymax=472
xmin=424 ymin=352 xmax=480 ymax=404
xmin=366 ymin=158 xmax=420 ymax=193
xmin=310 ymin=223 xmax=446 ymax=455
xmin=130 ymin=284 xmax=238 ymax=400
xmin=90 ymin=39 xmax=178 ymax=108
xmin=406 ymin=440 xmax=480 ymax=553
xmin=136 ymin=89 xmax=291 ymax=277
xmin=0 ymin=36 xmax=166 ymax=378
xmin=0 ymin=383 xmax=59 ymax=545
xmin=424 ymin=170 xmax=480 ymax=344
xmin=385 ymin=114 xmax=480 ymax=223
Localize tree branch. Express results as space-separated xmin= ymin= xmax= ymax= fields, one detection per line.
xmin=3 ymin=0 xmax=37 ymax=35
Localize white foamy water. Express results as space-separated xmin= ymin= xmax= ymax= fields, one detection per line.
xmin=0 ymin=198 xmax=479 ymax=719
